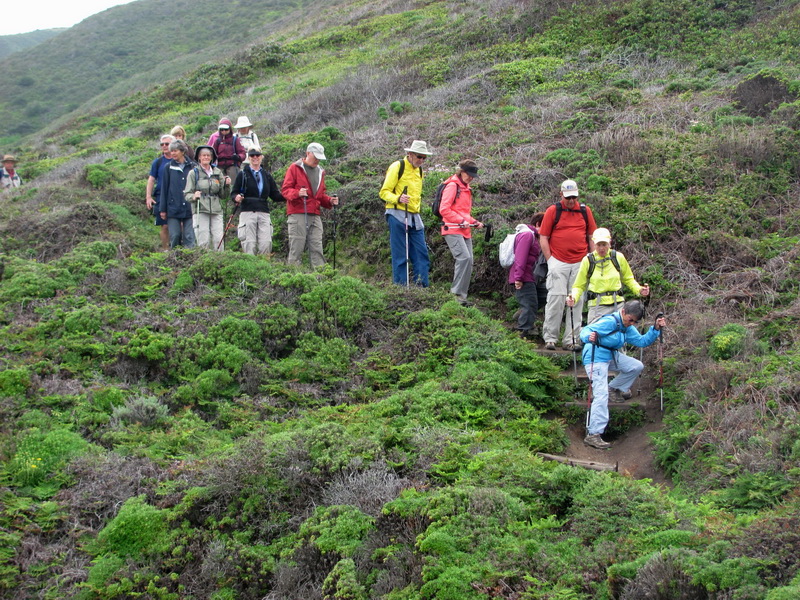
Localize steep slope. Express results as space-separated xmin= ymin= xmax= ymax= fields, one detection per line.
xmin=1 ymin=1 xmax=800 ymax=599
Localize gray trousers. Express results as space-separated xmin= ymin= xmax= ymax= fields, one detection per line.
xmin=287 ymin=214 xmax=325 ymax=268
xmin=445 ymin=234 xmax=473 ymax=300
xmin=542 ymin=257 xmax=583 ymax=345
xmin=588 ymin=300 xmax=623 ymax=324
xmin=238 ymin=211 xmax=272 ymax=255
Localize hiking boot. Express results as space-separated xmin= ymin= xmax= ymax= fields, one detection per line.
xmin=612 ymin=388 xmax=633 ymax=401
xmin=544 ymin=342 xmax=557 ymax=351
xmin=563 ymin=342 xmax=583 ymax=352
xmin=584 ymin=434 xmax=611 ymax=449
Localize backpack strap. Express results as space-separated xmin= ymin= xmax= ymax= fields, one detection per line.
xmin=586 ymin=250 xmax=624 ymax=300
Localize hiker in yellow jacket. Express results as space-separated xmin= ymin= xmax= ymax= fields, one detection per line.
xmin=567 ymin=228 xmax=649 ymax=324
xmin=379 ymin=140 xmax=432 ymax=286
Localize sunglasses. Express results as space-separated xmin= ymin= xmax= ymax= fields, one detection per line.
xmin=413 ymin=153 xmax=428 ymax=160
xmin=160 ymin=142 xmax=170 ymax=146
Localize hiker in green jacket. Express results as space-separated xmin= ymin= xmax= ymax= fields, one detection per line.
xmin=567 ymin=227 xmax=649 ymax=324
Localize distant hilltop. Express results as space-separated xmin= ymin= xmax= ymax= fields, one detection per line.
xmin=0 ymin=28 xmax=67 ymax=61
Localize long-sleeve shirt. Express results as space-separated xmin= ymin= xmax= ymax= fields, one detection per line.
xmin=579 ymin=311 xmax=661 ymax=365
xmin=571 ymin=250 xmax=643 ymax=306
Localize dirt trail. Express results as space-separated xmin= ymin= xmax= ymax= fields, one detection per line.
xmin=562 ymin=372 xmax=672 ymax=487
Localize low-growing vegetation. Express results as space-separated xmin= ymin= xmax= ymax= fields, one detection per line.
xmin=1 ymin=0 xmax=799 ymax=598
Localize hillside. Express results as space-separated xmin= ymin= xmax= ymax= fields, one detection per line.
xmin=1 ymin=0 xmax=800 ymax=599
xmin=0 ymin=29 xmax=66 ymax=61
xmin=0 ymin=0 xmax=325 ymax=137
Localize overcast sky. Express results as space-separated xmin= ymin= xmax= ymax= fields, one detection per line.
xmin=1 ymin=0 xmax=136 ymax=36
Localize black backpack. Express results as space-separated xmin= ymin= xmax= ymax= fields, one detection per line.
xmin=587 ymin=250 xmax=621 ymax=279
xmin=553 ymin=201 xmax=590 ymax=247
xmin=432 ymin=180 xmax=460 ymax=220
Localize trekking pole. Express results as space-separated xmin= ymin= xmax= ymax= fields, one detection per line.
xmin=401 ymin=185 xmax=409 ymax=287
xmin=637 ymin=290 xmax=650 ymax=395
xmin=218 ymin=204 xmax=241 ymax=250
xmin=303 ymin=193 xmax=310 ymax=255
xmin=567 ymin=298 xmax=578 ymax=388
xmin=656 ymin=312 xmax=665 ymax=412
xmin=331 ymin=198 xmax=338 ymax=272
xmin=587 ymin=340 xmax=596 ymax=429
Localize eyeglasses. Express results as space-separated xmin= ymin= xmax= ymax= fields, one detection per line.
xmin=413 ymin=154 xmax=428 ymax=160
xmin=160 ymin=142 xmax=170 ymax=146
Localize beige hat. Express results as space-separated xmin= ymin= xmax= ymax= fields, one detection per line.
xmin=234 ymin=116 xmax=253 ymax=129
xmin=560 ymin=179 xmax=579 ymax=197
xmin=404 ymin=140 xmax=433 ymax=155
xmin=592 ymin=228 xmax=612 ymax=244
xmin=2 ymin=154 xmax=17 ymax=164
xmin=307 ymin=143 xmax=326 ymax=160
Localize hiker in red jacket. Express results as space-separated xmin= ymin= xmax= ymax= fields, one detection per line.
xmin=439 ymin=159 xmax=483 ymax=306
xmin=281 ymin=143 xmax=339 ymax=268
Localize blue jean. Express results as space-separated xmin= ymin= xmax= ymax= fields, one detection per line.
xmin=387 ymin=214 xmax=429 ymax=286
xmin=167 ymin=216 xmax=196 ymax=248
xmin=585 ymin=351 xmax=644 ymax=435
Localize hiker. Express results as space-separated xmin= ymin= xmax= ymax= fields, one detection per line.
xmin=1 ymin=155 xmax=22 ymax=190
xmin=184 ymin=145 xmax=231 ymax=250
xmin=207 ymin=118 xmax=246 ymax=181
xmin=439 ymin=159 xmax=484 ymax=305
xmin=539 ymin=179 xmax=597 ymax=351
xmin=234 ymin=116 xmax=261 ymax=166
xmin=508 ymin=213 xmax=542 ymax=339
xmin=232 ymin=148 xmax=285 ymax=255
xmin=170 ymin=126 xmax=194 ymax=160
xmin=567 ymin=227 xmax=650 ymax=324
xmin=379 ymin=140 xmax=433 ymax=287
xmin=281 ymin=143 xmax=339 ymax=268
xmin=145 ymin=135 xmax=175 ymax=250
xmin=158 ymin=139 xmax=197 ymax=249
xmin=580 ymin=300 xmax=665 ymax=449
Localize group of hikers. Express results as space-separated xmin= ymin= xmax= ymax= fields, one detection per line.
xmin=144 ymin=125 xmax=666 ymax=450
xmin=145 ymin=118 xmax=337 ymax=265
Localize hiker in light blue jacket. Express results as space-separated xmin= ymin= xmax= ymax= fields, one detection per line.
xmin=579 ymin=300 xmax=666 ymax=449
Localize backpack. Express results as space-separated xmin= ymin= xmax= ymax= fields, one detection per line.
xmin=213 ymin=134 xmax=241 ymax=166
xmin=586 ymin=250 xmax=621 ymax=280
xmin=432 ymin=180 xmax=460 ymax=220
xmin=553 ymin=201 xmax=590 ymax=247
xmin=499 ymin=224 xmax=529 ymax=268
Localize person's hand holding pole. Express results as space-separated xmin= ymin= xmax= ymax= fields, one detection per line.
xmin=640 ymin=283 xmax=650 ymax=297
xmin=566 ymin=295 xmax=575 ymax=307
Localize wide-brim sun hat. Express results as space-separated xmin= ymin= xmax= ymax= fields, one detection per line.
xmin=404 ymin=140 xmax=433 ymax=155
xmin=2 ymin=154 xmax=17 ymax=164
xmin=194 ymin=145 xmax=217 ymax=162
xmin=234 ymin=116 xmax=253 ymax=129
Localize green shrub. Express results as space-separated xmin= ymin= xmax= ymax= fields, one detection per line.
xmin=123 ymin=328 xmax=174 ymax=361
xmin=322 ymin=558 xmax=367 ymax=600
xmin=8 ymin=428 xmax=91 ymax=488
xmin=93 ymin=495 xmax=170 ymax=558
xmin=299 ymin=275 xmax=385 ymax=330
xmin=298 ymin=505 xmax=375 ymax=558
xmin=0 ymin=367 xmax=31 ymax=397
xmin=709 ymin=323 xmax=748 ymax=360
xmin=85 ymin=160 xmax=124 ymax=188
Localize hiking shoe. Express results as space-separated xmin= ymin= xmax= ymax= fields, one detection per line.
xmin=544 ymin=342 xmax=557 ymax=351
xmin=563 ymin=342 xmax=583 ymax=352
xmin=584 ymin=434 xmax=611 ymax=449
xmin=612 ymin=388 xmax=633 ymax=401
